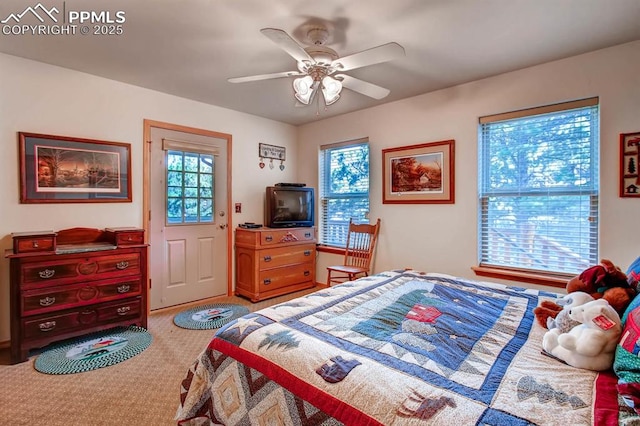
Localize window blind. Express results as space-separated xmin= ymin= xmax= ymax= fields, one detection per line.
xmin=478 ymin=98 xmax=599 ymax=275
xmin=319 ymin=139 xmax=370 ymax=247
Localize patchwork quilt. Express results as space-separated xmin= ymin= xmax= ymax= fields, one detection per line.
xmin=176 ymin=270 xmax=624 ymax=425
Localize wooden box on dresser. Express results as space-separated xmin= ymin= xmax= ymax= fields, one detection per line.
xmin=235 ymin=226 xmax=316 ymax=302
xmin=5 ymin=227 xmax=148 ymax=364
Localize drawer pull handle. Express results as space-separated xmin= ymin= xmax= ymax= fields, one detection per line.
xmin=39 ymin=321 xmax=56 ymax=332
xmin=304 ymin=271 xmax=310 ymax=277
xmin=32 ymin=241 xmax=39 ymax=248
xmin=305 ymin=232 xmax=311 ymax=238
xmin=263 ymin=256 xmax=271 ymax=262
xmin=38 ymin=269 xmax=55 ymax=279
xmin=127 ymin=236 xmax=133 ymax=241
xmin=265 ymin=236 xmax=273 ymax=242
xmin=39 ymin=296 xmax=56 ymax=307
xmin=116 ymin=261 xmax=129 ymax=270
xmin=117 ymin=284 xmax=131 ymax=293
xmin=304 ymin=250 xmax=311 ymax=256
xmin=263 ymin=278 xmax=271 ymax=285
xmin=117 ymin=306 xmax=131 ymax=315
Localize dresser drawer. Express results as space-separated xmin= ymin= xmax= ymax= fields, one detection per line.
xmin=13 ymin=235 xmax=56 ymax=254
xmin=258 ymin=263 xmax=314 ymax=292
xmin=22 ymin=298 xmax=142 ymax=340
xmin=258 ymin=244 xmax=315 ymax=269
xmin=21 ymin=277 xmax=142 ymax=316
xmin=260 ymin=228 xmax=315 ymax=246
xmin=105 ymin=229 xmax=145 ymax=246
xmin=19 ymin=252 xmax=142 ymax=288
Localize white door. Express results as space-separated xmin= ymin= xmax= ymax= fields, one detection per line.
xmin=149 ymin=127 xmax=229 ymax=309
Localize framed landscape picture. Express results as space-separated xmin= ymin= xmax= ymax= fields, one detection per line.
xmin=382 ymin=139 xmax=455 ymax=204
xmin=19 ymin=132 xmax=132 ymax=203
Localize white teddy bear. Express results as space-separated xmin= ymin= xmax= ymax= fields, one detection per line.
xmin=546 ymin=291 xmax=595 ymax=333
xmin=542 ymin=299 xmax=622 ymax=371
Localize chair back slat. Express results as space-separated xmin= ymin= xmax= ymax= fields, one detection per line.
xmin=343 ymin=218 xmax=381 ymax=271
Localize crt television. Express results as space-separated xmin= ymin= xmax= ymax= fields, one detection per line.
xmin=265 ymin=186 xmax=315 ymax=228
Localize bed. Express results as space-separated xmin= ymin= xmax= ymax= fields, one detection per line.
xmin=175 ymin=269 xmax=640 ymax=425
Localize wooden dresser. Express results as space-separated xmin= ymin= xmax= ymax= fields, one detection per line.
xmin=6 ymin=227 xmax=148 ymax=364
xmin=235 ymin=227 xmax=316 ymax=302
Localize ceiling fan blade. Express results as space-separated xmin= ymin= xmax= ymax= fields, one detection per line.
xmin=336 ymin=74 xmax=391 ymax=99
xmin=332 ymin=42 xmax=405 ymax=72
xmin=228 ymin=71 xmax=304 ymax=83
xmin=260 ymin=28 xmax=314 ymax=63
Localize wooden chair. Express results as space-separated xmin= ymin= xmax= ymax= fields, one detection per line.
xmin=326 ymin=218 xmax=381 ymax=286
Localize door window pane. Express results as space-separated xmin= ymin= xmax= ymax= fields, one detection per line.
xmin=166 ymin=150 xmax=215 ymax=224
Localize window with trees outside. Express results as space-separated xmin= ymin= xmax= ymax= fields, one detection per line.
xmin=319 ymin=139 xmax=370 ymax=247
xmin=478 ymin=97 xmax=599 ymax=277
xmin=166 ymin=150 xmax=214 ymax=224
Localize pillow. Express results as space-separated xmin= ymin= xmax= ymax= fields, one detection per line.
xmin=614 ymin=291 xmax=640 ymax=414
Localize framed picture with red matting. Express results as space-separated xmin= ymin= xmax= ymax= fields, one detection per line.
xmin=620 ymin=131 xmax=640 ymax=198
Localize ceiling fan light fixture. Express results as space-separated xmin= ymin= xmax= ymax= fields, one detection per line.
xmin=322 ymin=76 xmax=342 ymax=105
xmin=293 ymin=75 xmax=314 ymax=104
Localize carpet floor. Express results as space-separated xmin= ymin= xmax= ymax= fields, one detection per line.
xmin=0 ymin=288 xmax=318 ymax=425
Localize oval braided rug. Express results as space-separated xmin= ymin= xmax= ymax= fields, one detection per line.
xmin=173 ymin=303 xmax=249 ymax=330
xmin=34 ymin=326 xmax=152 ymax=375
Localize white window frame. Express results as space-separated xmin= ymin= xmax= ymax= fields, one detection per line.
xmin=318 ymin=138 xmax=370 ymax=248
xmin=477 ymin=97 xmax=599 ymax=278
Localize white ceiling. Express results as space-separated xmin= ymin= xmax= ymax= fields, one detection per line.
xmin=2 ymin=0 xmax=640 ymax=126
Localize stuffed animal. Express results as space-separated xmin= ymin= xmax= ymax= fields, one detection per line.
xmin=534 ymin=260 xmax=636 ymax=329
xmin=542 ymin=299 xmax=622 ymax=371
xmin=566 ymin=259 xmax=636 ymax=315
xmin=533 ymin=292 xmax=594 ymax=331
xmin=545 ymin=292 xmax=595 ymax=333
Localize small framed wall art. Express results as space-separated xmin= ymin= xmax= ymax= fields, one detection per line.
xmin=382 ymin=139 xmax=455 ymax=204
xmin=620 ymin=131 xmax=640 ymax=198
xmin=19 ymin=132 xmax=132 ymax=203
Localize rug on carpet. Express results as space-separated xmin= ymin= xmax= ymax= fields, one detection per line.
xmin=34 ymin=325 xmax=152 ymax=375
xmin=173 ymin=303 xmax=249 ymax=330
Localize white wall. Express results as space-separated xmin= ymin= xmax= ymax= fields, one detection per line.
xmin=298 ymin=41 xmax=640 ymax=287
xmin=2 ymin=41 xmax=639 ymax=344
xmin=0 ymin=53 xmax=298 ymax=343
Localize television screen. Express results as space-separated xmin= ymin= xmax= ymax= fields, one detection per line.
xmin=266 ymin=186 xmax=314 ymax=228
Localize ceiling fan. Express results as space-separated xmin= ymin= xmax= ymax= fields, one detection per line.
xmin=228 ymin=27 xmax=405 ymax=107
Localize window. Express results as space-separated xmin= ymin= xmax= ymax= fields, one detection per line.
xmin=162 ymin=137 xmax=219 ymax=225
xmin=478 ymin=97 xmax=599 ymax=276
xmin=319 ymin=139 xmax=370 ymax=247
xmin=166 ymin=150 xmax=214 ymax=224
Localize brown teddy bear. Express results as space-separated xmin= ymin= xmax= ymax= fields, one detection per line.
xmin=566 ymin=259 xmax=635 ymax=314
xmin=534 ymin=259 xmax=636 ymax=329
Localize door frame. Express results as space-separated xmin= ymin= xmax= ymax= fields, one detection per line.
xmin=142 ymin=119 xmax=233 ymax=312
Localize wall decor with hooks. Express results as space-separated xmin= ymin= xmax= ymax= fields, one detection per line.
xmin=259 ymin=143 xmax=286 ymax=171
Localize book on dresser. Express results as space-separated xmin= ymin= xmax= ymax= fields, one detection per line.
xmin=5 ymin=227 xmax=148 ymax=364
xmin=235 ymin=226 xmax=317 ymax=302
